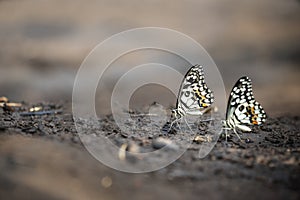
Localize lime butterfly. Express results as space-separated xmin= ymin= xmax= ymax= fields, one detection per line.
xmin=223 ymin=76 xmax=267 ymax=140
xmin=168 ymin=64 xmax=214 ymax=130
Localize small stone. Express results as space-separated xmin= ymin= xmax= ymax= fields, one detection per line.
xmin=127 ymin=142 xmax=140 ymax=154
xmin=72 ymin=136 xmax=80 ymax=143
xmin=245 ymin=138 xmax=253 ymax=143
xmin=152 ymin=137 xmax=178 ymax=150
xmin=118 ymin=142 xmax=140 ymax=162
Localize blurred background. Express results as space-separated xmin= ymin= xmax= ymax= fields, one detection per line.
xmin=0 ymin=0 xmax=299 ymax=116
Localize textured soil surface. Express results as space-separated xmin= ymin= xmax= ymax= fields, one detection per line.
xmin=0 ymin=103 xmax=299 ymax=200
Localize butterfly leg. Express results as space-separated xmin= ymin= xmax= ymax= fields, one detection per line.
xmin=219 ymin=128 xmax=229 ymax=143
xmin=167 ymin=121 xmax=175 ymax=133
xmin=233 ymin=128 xmax=242 ymax=141
xmin=168 ymin=117 xmax=181 ymax=133
xmin=176 ymin=118 xmax=184 ymax=133
xmin=183 ymin=117 xmax=193 ymax=134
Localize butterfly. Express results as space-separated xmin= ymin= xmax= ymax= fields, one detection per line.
xmin=168 ymin=64 xmax=214 ymax=130
xmin=223 ymin=76 xmax=267 ymax=140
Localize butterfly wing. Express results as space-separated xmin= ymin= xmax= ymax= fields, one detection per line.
xmin=226 ymin=76 xmax=266 ymax=128
xmin=176 ymin=64 xmax=214 ymax=115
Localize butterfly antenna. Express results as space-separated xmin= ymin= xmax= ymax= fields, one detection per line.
xmin=225 ymin=129 xmax=228 ymax=143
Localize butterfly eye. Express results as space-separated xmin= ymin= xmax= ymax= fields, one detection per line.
xmin=184 ymin=91 xmax=190 ymax=97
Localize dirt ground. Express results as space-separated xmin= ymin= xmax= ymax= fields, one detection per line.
xmin=0 ymin=102 xmax=299 ymax=200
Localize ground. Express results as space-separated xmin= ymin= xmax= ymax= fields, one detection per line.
xmin=0 ymin=102 xmax=299 ymax=200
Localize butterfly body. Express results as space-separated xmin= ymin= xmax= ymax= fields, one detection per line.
xmin=223 ymin=76 xmax=266 ymax=139
xmin=170 ymin=64 xmax=214 ymax=127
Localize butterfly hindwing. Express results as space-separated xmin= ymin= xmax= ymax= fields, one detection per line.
xmin=226 ymin=76 xmax=266 ymax=129
xmin=176 ymin=64 xmax=214 ymax=116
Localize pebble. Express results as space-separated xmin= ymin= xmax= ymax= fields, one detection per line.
xmin=245 ymin=138 xmax=253 ymax=143
xmin=72 ymin=136 xmax=80 ymax=143
xmin=152 ymin=137 xmax=178 ymax=150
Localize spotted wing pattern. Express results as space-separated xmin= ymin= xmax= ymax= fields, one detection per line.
xmin=173 ymin=64 xmax=214 ymax=118
xmin=226 ymin=76 xmax=266 ymax=129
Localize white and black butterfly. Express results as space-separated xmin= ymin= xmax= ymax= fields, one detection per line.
xmin=223 ymin=76 xmax=267 ymax=140
xmin=168 ymin=64 xmax=214 ymax=130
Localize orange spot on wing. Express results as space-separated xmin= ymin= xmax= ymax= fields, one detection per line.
xmin=251 ymin=106 xmax=256 ymax=115
xmin=252 ymin=114 xmax=258 ymax=125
